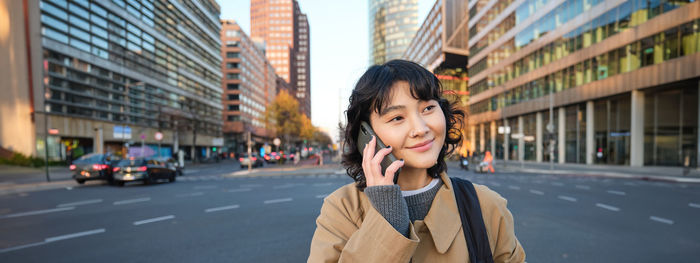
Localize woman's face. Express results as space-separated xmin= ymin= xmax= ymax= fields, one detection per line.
xmin=369 ymin=81 xmax=446 ymax=169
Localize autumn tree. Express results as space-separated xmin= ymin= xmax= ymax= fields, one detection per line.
xmin=265 ymin=90 xmax=302 ymax=147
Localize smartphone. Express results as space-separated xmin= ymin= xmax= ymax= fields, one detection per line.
xmin=357 ymin=121 xmax=401 ymax=184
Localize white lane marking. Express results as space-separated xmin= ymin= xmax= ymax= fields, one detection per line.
xmin=0 ymin=207 xmax=75 ymax=219
xmin=551 ymin=182 xmax=564 ymax=187
xmin=264 ymin=198 xmax=293 ymax=204
xmin=273 ymin=184 xmax=295 ymax=189
xmin=194 ymin=185 xmax=217 ymax=190
xmin=113 ymin=197 xmax=151 ymax=206
xmin=575 ymin=185 xmax=591 ymax=190
xmin=57 ymin=199 xmax=103 ymax=208
xmin=227 ymin=188 xmax=252 ymax=193
xmin=313 ymin=183 xmax=333 ymax=187
xmin=45 ymin=228 xmax=106 ymax=242
xmin=689 ymin=203 xmax=700 ymax=209
xmin=607 ymin=190 xmax=626 ymax=196
xmin=558 ymin=195 xmax=577 ymax=202
xmin=205 ymin=205 xmax=240 ymax=213
xmin=529 ymin=190 xmax=544 ymax=195
xmin=649 ymin=216 xmax=674 ymax=225
xmin=508 ymin=185 xmax=521 ymax=190
xmin=240 ymin=184 xmax=263 ymax=188
xmin=316 ymin=194 xmax=328 ymax=198
xmin=0 ymin=241 xmax=47 ymax=254
xmin=596 ymin=203 xmax=620 ymax=212
xmin=490 ymin=182 xmax=501 ymax=187
xmin=133 ymin=215 xmax=175 ymax=225
xmin=177 ymin=192 xmax=204 ymax=197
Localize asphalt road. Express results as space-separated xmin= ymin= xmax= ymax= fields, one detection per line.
xmin=0 ymin=162 xmax=699 ymax=262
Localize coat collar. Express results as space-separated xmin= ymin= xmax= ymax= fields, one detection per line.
xmin=423 ymin=172 xmax=462 ymax=254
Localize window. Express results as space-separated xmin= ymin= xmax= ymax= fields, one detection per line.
xmin=228 ymin=105 xmax=239 ymax=111
xmin=226 ymin=52 xmax=239 ymax=58
xmin=227 ymin=94 xmax=239 ymax=100
xmin=226 ymin=63 xmax=239 ymax=69
xmin=226 ymin=73 xmax=239 ymax=80
xmin=226 ymin=84 xmax=239 ymax=90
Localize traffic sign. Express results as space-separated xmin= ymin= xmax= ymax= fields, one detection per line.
xmin=155 ymin=132 xmax=163 ymax=141
xmin=273 ymin=138 xmax=281 ymax=146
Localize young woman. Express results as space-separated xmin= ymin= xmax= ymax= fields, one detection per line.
xmin=308 ymin=60 xmax=525 ymax=262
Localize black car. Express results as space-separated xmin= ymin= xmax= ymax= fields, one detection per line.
xmin=70 ymin=153 xmax=116 ymax=184
xmin=112 ymin=157 xmax=176 ymax=186
xmin=155 ymin=157 xmax=184 ymax=176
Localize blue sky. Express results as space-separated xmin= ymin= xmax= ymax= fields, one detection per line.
xmin=219 ymin=0 xmax=435 ymax=142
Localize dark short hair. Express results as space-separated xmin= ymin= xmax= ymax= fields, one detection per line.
xmin=342 ymin=60 xmax=465 ymax=190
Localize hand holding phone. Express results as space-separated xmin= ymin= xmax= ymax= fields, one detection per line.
xmin=357 ymin=121 xmax=404 ymax=185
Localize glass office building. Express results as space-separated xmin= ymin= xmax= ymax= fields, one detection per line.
xmin=38 ymin=0 xmax=223 ymax=160
xmin=369 ymin=0 xmax=419 ymax=65
xmin=467 ymin=0 xmax=700 ymax=167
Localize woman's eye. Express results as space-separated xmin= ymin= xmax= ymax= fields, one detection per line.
xmin=424 ymin=105 xmax=436 ymax=112
xmin=389 ymin=116 xmax=403 ymax=122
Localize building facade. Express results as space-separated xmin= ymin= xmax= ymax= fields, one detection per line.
xmin=467 ymin=0 xmax=700 ymax=167
xmin=22 ymin=0 xmax=225 ymax=161
xmin=369 ymin=0 xmax=419 ymax=65
xmin=220 ymin=20 xmax=277 ymax=155
xmin=251 ymin=0 xmax=311 ymax=118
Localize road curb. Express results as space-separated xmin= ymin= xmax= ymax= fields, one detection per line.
xmin=503 ymin=168 xmax=700 ymax=184
xmin=0 ymin=180 xmax=80 ymax=196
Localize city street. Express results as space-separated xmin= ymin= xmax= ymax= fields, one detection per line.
xmin=0 ymin=161 xmax=698 ymax=262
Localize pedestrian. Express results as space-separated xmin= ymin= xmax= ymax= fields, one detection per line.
xmin=484 ymin=150 xmax=495 ymax=173
xmin=308 ymin=60 xmax=525 ymax=262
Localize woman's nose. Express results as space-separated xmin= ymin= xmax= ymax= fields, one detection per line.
xmin=410 ymin=118 xmax=430 ymax=138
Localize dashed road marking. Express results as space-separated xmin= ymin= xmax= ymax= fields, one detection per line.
xmin=113 ymin=197 xmax=151 ymax=205
xmin=529 ymin=190 xmax=544 ymax=195
xmin=273 ymin=184 xmax=295 ymax=189
xmin=558 ymin=195 xmax=577 ymax=202
xmin=575 ymin=185 xmax=590 ymax=190
xmin=205 ymin=205 xmax=240 ymax=213
xmin=227 ymin=188 xmax=252 ymax=193
xmin=177 ymin=192 xmax=204 ymax=197
xmin=508 ymin=186 xmax=520 ymax=190
xmin=607 ymin=190 xmax=626 ymax=196
xmin=313 ymin=183 xmax=333 ymax=187
xmin=133 ymin=215 xmax=175 ymax=225
xmin=315 ymin=194 xmax=328 ymax=198
xmin=649 ymin=216 xmax=674 ymax=225
xmin=551 ymin=182 xmax=564 ymax=187
xmin=0 ymin=207 xmax=75 ymax=219
xmin=194 ymin=185 xmax=217 ymax=190
xmin=57 ymin=199 xmax=103 ymax=208
xmin=264 ymin=198 xmax=293 ymax=204
xmin=689 ymin=203 xmax=700 ymax=209
xmin=45 ymin=228 xmax=106 ymax=242
xmin=240 ymin=184 xmax=263 ymax=188
xmin=596 ymin=203 xmax=620 ymax=212
xmin=490 ymin=182 xmax=501 ymax=187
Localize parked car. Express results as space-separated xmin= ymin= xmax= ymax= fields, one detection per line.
xmin=239 ymin=153 xmax=264 ymax=168
xmin=70 ymin=153 xmax=116 ymax=184
xmin=155 ymin=157 xmax=184 ymax=176
xmin=112 ymin=157 xmax=176 ymax=186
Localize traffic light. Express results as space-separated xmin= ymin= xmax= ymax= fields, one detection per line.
xmin=212 ymin=147 xmax=217 ymax=151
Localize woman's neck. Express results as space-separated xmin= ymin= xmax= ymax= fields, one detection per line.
xmin=396 ymin=166 xmax=433 ymax=191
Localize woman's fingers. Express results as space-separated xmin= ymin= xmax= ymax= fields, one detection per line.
xmin=383 ymin=159 xmax=404 ymax=184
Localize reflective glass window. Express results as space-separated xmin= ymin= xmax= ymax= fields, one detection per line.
xmin=70 ymin=38 xmax=91 ymax=52
xmin=41 ymin=2 xmax=68 ymax=20
xmin=69 ymin=14 xmax=90 ymax=31
xmin=91 ymin=14 xmax=107 ymax=28
xmin=90 ymin=3 xmax=107 ymax=17
xmin=43 ymin=27 xmax=69 ymax=43
xmin=46 ymin=0 xmax=67 ymax=8
xmin=92 ymin=36 xmax=108 ymax=49
xmin=680 ymin=20 xmax=699 ymax=56
xmin=112 ymin=0 xmax=125 ymax=8
xmin=69 ymin=26 xmax=90 ymax=42
xmin=41 ymin=15 xmax=68 ymax=32
xmin=664 ymin=27 xmax=680 ymax=60
xmin=68 ymin=3 xmax=89 ymax=19
xmin=126 ymin=23 xmax=141 ymax=36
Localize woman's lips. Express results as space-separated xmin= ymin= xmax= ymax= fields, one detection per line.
xmin=407 ymin=139 xmax=434 ymax=152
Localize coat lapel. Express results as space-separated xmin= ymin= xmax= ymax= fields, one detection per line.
xmin=423 ymin=172 xmax=462 ymax=254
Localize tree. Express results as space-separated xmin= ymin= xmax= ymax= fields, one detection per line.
xmin=299 ymin=114 xmax=315 ymax=141
xmin=265 ymin=90 xmax=302 ymax=147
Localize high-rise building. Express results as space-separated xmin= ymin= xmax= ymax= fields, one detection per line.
xmin=1 ymin=0 xmax=225 ymax=161
xmin=467 ymin=0 xmax=700 ymax=167
xmin=220 ymin=20 xmax=277 ymax=154
xmin=369 ymin=0 xmax=419 ymax=65
xmin=251 ymin=0 xmax=311 ymax=118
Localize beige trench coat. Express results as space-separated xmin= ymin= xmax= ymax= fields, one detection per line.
xmin=308 ymin=172 xmax=525 ymax=263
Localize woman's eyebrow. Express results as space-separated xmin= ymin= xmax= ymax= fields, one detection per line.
xmin=379 ymin=105 xmax=405 ymax=116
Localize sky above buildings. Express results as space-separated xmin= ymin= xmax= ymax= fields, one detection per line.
xmin=219 ymin=0 xmax=435 ymax=143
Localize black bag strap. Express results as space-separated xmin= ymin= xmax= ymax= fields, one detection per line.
xmin=450 ymin=177 xmax=494 ymax=263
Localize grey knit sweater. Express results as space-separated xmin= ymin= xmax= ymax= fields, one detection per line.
xmin=364 ymin=179 xmax=443 ymax=237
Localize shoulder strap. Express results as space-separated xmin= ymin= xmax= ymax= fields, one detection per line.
xmin=450 ymin=177 xmax=494 ymax=263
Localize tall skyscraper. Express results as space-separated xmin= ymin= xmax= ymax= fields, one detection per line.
xmin=251 ymin=0 xmax=310 ymax=118
xmin=369 ymin=0 xmax=419 ymax=65
xmin=466 ymin=0 xmax=700 ymax=168
xmin=2 ymin=0 xmax=224 ymax=161
xmin=220 ymin=20 xmax=277 ymax=154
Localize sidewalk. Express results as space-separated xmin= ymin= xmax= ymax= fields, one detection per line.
xmin=0 ymin=165 xmax=77 ymax=196
xmin=483 ymin=160 xmax=700 ymax=183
